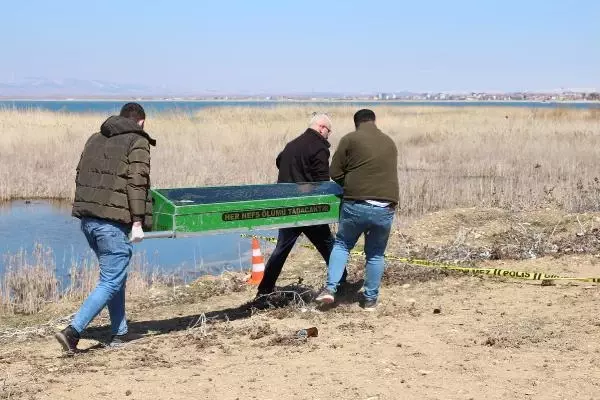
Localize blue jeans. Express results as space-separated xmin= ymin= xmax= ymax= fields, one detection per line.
xmin=326 ymin=201 xmax=395 ymax=301
xmin=71 ymin=217 xmax=132 ymax=336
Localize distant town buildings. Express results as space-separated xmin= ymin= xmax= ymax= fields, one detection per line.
xmin=367 ymin=91 xmax=599 ymax=102
xmin=191 ymin=91 xmax=599 ymax=102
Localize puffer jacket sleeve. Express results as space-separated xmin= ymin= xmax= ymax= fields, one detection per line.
xmin=127 ymin=137 xmax=151 ymax=222
xmin=75 ymin=136 xmax=92 ymax=183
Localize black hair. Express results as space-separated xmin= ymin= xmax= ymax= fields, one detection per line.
xmin=119 ymin=102 xmax=146 ymax=121
xmin=353 ymin=109 xmax=376 ymax=128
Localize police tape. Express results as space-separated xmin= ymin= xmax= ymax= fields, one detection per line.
xmin=240 ymin=233 xmax=600 ymax=284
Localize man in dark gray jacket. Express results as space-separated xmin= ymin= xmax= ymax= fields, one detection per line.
xmin=256 ymin=113 xmax=347 ymax=297
xmin=55 ymin=103 xmax=155 ymax=354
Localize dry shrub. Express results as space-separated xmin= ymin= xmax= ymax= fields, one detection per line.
xmin=185 ymin=272 xmax=247 ymax=301
xmin=1 ymin=245 xmax=59 ymax=314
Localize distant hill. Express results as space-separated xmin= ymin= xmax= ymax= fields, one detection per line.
xmin=0 ymin=78 xmax=427 ymax=99
xmin=0 ymin=77 xmax=174 ymax=98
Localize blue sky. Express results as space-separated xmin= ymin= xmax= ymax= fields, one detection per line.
xmin=1 ymin=0 xmax=598 ymax=93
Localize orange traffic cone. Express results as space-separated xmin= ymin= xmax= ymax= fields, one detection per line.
xmin=247 ymin=237 xmax=265 ymax=285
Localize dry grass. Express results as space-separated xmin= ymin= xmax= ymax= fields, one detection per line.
xmin=0 ymin=245 xmax=157 ymax=315
xmin=2 ymin=105 xmax=600 ymax=315
xmin=0 ymin=246 xmax=59 ymax=314
xmin=1 ymin=105 xmax=599 ymax=214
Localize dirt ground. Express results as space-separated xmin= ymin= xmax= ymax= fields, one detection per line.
xmin=2 ymin=208 xmax=600 ymax=400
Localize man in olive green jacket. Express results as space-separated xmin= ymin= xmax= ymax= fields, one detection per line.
xmin=55 ymin=103 xmax=155 ymax=354
xmin=316 ymin=109 xmax=399 ymax=311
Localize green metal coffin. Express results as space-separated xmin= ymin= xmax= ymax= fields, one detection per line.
xmin=150 ymin=182 xmax=343 ymax=237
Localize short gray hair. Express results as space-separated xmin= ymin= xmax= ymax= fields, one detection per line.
xmin=309 ymin=112 xmax=332 ymax=127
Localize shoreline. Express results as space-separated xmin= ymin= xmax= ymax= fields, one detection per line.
xmin=0 ymin=98 xmax=598 ymax=104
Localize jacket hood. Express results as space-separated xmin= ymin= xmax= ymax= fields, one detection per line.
xmin=100 ymin=116 xmax=156 ymax=146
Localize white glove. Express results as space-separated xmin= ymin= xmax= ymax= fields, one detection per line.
xmin=130 ymin=223 xmax=144 ymax=243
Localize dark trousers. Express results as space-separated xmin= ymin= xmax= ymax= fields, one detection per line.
xmin=257 ymin=224 xmax=347 ymax=294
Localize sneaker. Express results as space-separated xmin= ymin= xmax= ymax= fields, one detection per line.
xmin=360 ymin=299 xmax=377 ymax=312
xmin=55 ymin=326 xmax=80 ymax=354
xmin=108 ymin=332 xmax=146 ymax=348
xmin=315 ymin=288 xmax=335 ymax=304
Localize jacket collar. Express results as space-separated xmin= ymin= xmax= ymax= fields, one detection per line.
xmin=306 ymin=128 xmax=330 ymax=148
xmin=356 ymin=121 xmax=378 ymax=132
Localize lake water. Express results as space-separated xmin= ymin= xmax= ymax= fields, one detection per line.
xmin=0 ymin=200 xmax=275 ymax=284
xmin=0 ymin=99 xmax=598 ymax=114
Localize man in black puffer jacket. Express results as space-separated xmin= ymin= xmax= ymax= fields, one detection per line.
xmin=55 ymin=103 xmax=156 ymax=354
xmin=257 ymin=113 xmax=346 ymax=297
